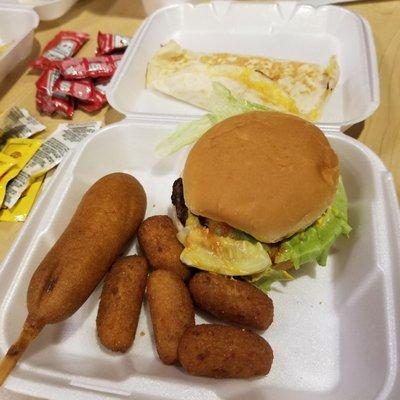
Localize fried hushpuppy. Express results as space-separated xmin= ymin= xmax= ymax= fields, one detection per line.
xmin=97 ymin=256 xmax=148 ymax=352
xmin=178 ymin=324 xmax=273 ymax=379
xmin=0 ymin=173 xmax=146 ymax=385
xmin=147 ymin=270 xmax=194 ymax=364
xmin=189 ymin=272 xmax=273 ymax=330
xmin=138 ymin=215 xmax=190 ymax=280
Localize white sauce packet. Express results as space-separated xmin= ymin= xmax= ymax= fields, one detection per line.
xmin=0 ymin=106 xmax=46 ymax=142
xmin=4 ymin=121 xmax=101 ymax=209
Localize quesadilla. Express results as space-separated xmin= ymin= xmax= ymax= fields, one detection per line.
xmin=146 ymin=40 xmax=339 ymax=121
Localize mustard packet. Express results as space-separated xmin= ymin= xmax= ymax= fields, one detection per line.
xmin=0 ymin=153 xmax=16 ymax=177
xmin=0 ymin=175 xmax=45 ymax=222
xmin=0 ymin=138 xmax=42 ymax=207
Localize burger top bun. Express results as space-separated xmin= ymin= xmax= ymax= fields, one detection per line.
xmin=183 ymin=111 xmax=339 ymax=243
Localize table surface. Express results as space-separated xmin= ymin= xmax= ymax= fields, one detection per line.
xmin=0 ymin=0 xmax=399 ymax=399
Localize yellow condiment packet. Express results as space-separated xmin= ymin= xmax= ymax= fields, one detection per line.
xmin=0 ymin=153 xmax=16 ymax=177
xmin=0 ymin=138 xmax=41 ymax=207
xmin=0 ymin=175 xmax=45 ymax=222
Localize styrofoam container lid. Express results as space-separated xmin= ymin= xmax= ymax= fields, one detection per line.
xmin=0 ymin=4 xmax=39 ymax=83
xmin=108 ymin=1 xmax=380 ymax=132
xmin=0 ymin=120 xmax=399 ymax=400
xmin=0 ymin=0 xmax=78 ymax=21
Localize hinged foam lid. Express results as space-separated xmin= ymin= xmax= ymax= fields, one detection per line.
xmin=107 ymin=0 xmax=380 ymax=132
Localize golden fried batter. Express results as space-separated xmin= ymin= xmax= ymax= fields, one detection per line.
xmin=178 ymin=324 xmax=273 ymax=379
xmin=97 ymin=256 xmax=148 ymax=352
xmin=138 ymin=215 xmax=190 ymax=280
xmin=189 ymin=272 xmax=274 ymax=330
xmin=147 ymin=270 xmax=194 ymax=364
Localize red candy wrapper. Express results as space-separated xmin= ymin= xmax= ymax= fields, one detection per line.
xmin=60 ymin=54 xmax=123 ymax=80
xmin=36 ymin=90 xmax=74 ymax=118
xmin=96 ymin=32 xmax=130 ymax=55
xmin=31 ymin=31 xmax=90 ymax=70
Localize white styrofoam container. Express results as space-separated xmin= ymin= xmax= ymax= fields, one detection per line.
xmin=1 ymin=1 xmax=397 ymax=399
xmin=0 ymin=0 xmax=78 ymax=21
xmin=0 ymin=5 xmax=38 ymax=82
xmin=0 ymin=120 xmax=399 ymax=400
xmin=108 ymin=1 xmax=379 ymax=131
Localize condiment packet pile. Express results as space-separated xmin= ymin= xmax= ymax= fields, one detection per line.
xmin=32 ymin=31 xmax=130 ymax=118
xmin=0 ymin=106 xmax=101 ymax=221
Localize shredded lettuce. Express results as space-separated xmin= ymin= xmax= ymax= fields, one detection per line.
xmin=156 ymin=82 xmax=271 ymax=156
xmin=274 ymin=178 xmax=351 ymax=269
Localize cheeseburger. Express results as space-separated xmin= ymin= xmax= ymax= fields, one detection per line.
xmin=172 ymin=111 xmax=351 ymax=291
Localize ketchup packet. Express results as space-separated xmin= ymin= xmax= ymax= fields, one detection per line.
xmin=60 ymin=54 xmax=123 ymax=80
xmin=53 ymin=79 xmax=94 ymax=101
xmin=77 ymin=87 xmax=107 ymax=113
xmin=36 ymin=68 xmax=94 ymax=101
xmin=36 ymin=67 xmax=61 ymax=95
xmin=96 ymin=32 xmax=130 ymax=55
xmin=36 ymin=90 xmax=74 ymax=119
xmin=31 ymin=31 xmax=90 ymax=70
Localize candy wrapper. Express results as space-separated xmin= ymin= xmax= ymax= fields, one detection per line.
xmin=0 ymin=106 xmax=45 ymax=142
xmin=36 ymin=90 xmax=75 ymax=118
xmin=36 ymin=67 xmax=94 ymax=101
xmin=0 ymin=138 xmax=42 ymax=207
xmin=4 ymin=122 xmax=102 ymax=209
xmin=96 ymin=32 xmax=130 ymax=55
xmin=60 ymin=54 xmax=123 ymax=80
xmin=31 ymin=31 xmax=90 ymax=70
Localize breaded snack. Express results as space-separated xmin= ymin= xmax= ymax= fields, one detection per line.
xmin=97 ymin=256 xmax=148 ymax=352
xmin=147 ymin=269 xmax=194 ymax=364
xmin=138 ymin=215 xmax=190 ymax=280
xmin=178 ymin=324 xmax=273 ymax=379
xmin=189 ymin=272 xmax=273 ymax=330
xmin=0 ymin=173 xmax=146 ymax=385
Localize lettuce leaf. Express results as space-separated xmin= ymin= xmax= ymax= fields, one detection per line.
xmin=156 ymin=82 xmax=271 ymax=156
xmin=274 ymin=178 xmax=351 ymax=269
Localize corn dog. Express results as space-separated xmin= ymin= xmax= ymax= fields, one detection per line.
xmin=189 ymin=272 xmax=274 ymax=330
xmin=138 ymin=215 xmax=191 ymax=280
xmin=0 ymin=173 xmax=146 ymax=385
xmin=147 ymin=270 xmax=194 ymax=364
xmin=97 ymin=255 xmax=148 ymax=352
xmin=178 ymin=324 xmax=274 ymax=378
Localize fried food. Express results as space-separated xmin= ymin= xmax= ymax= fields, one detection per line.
xmin=0 ymin=173 xmax=146 ymax=385
xmin=178 ymin=324 xmax=273 ymax=379
xmin=147 ymin=269 xmax=194 ymax=364
xmin=138 ymin=215 xmax=190 ymax=280
xmin=97 ymin=255 xmax=148 ymax=353
xmin=189 ymin=272 xmax=273 ymax=330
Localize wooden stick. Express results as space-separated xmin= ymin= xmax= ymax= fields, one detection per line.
xmin=0 ymin=317 xmax=43 ymax=386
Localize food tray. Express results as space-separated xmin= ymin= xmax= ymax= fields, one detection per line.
xmin=0 ymin=4 xmax=38 ymax=83
xmin=0 ymin=120 xmax=399 ymax=400
xmin=0 ymin=0 xmax=78 ymax=21
xmin=107 ymin=1 xmax=379 ymax=131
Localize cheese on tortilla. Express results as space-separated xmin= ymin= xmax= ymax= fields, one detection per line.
xmin=146 ymin=40 xmax=339 ymax=121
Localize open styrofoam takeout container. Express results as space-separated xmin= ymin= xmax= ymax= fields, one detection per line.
xmin=0 ymin=4 xmax=38 ymax=82
xmin=1 ymin=1 xmax=399 ymax=400
xmin=108 ymin=0 xmax=380 ymax=133
xmin=0 ymin=0 xmax=78 ymax=21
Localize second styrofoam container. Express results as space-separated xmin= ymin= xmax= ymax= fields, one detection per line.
xmin=108 ymin=1 xmax=379 ymax=131
xmin=0 ymin=120 xmax=399 ymax=400
xmin=0 ymin=5 xmax=39 ymax=82
xmin=0 ymin=0 xmax=78 ymax=21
